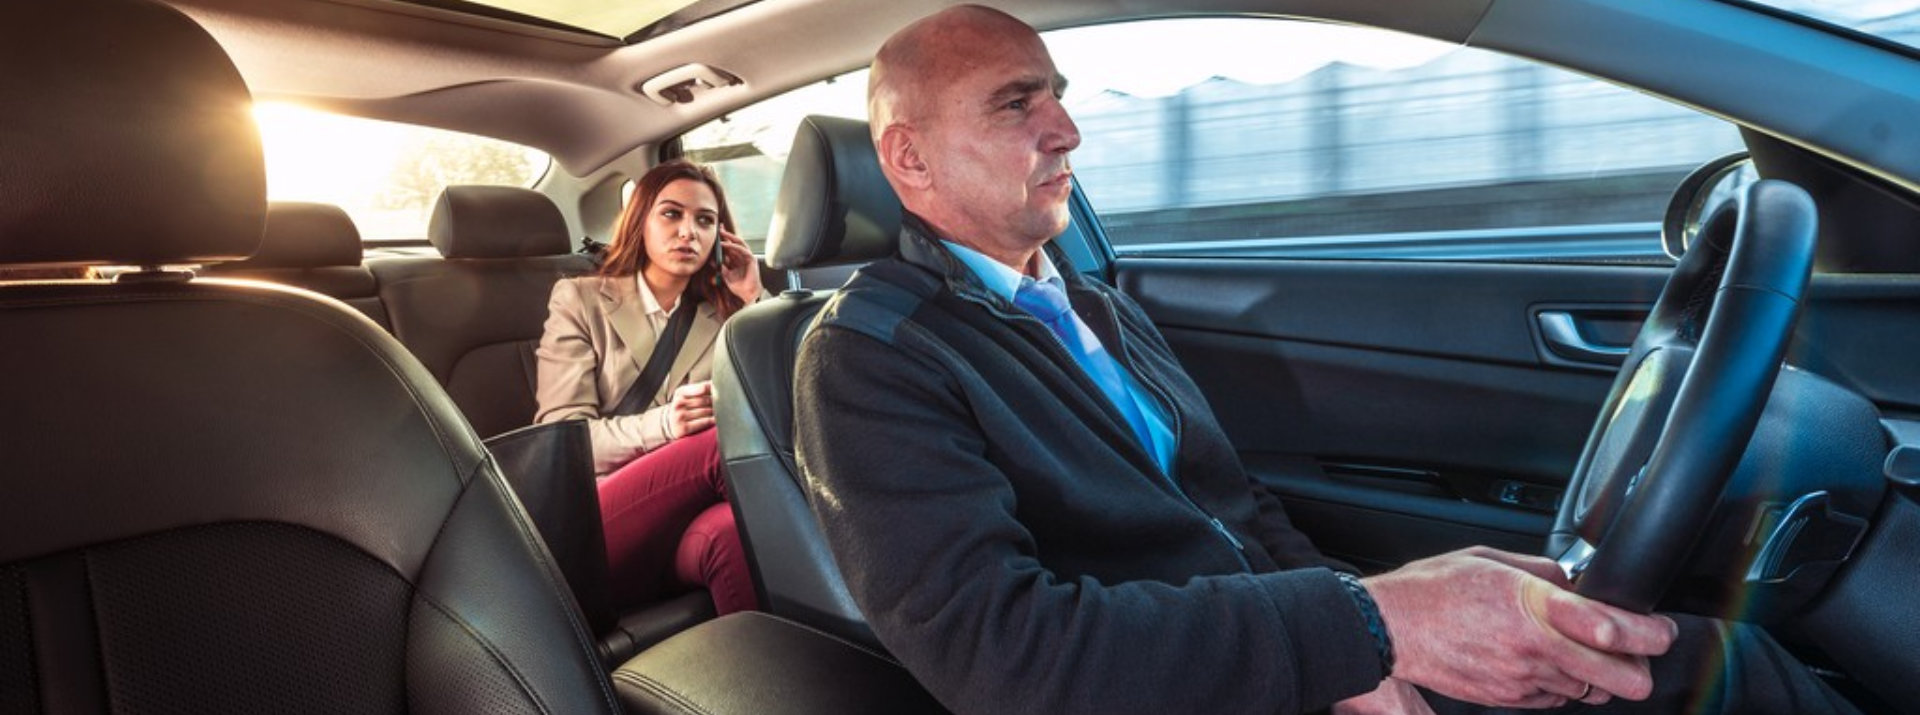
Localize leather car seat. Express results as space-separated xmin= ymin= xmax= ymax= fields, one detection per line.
xmin=711 ymin=115 xmax=904 ymax=648
xmin=370 ymin=185 xmax=595 ymax=438
xmin=609 ymin=114 xmax=948 ymax=715
xmin=201 ymin=201 xmax=392 ymax=329
xmin=0 ymin=1 xmax=619 ymax=712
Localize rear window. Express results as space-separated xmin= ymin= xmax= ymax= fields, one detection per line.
xmin=254 ymin=102 xmax=552 ymax=242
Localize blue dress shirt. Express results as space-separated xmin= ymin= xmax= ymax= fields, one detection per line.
xmin=940 ymin=240 xmax=1178 ymax=476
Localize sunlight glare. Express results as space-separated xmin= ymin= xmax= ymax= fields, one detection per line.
xmin=254 ymin=103 xmax=410 ymax=206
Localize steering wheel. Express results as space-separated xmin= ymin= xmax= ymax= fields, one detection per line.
xmin=1547 ymin=179 xmax=1818 ymax=613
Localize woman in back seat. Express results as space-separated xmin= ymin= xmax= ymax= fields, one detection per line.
xmin=534 ymin=160 xmax=764 ymax=616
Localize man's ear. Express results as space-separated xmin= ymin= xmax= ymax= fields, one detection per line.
xmin=877 ymin=124 xmax=932 ymax=192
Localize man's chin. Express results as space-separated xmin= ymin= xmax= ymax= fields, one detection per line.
xmin=1038 ymin=209 xmax=1072 ymax=242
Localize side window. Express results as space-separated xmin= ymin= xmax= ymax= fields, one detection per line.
xmin=678 ymin=72 xmax=869 ymax=252
xmin=254 ymin=102 xmax=552 ymax=243
xmin=1046 ymin=19 xmax=1743 ymax=263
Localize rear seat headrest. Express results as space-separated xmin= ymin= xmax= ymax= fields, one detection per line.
xmin=764 ymin=115 xmax=903 ymax=271
xmin=219 ymin=202 xmax=362 ymax=269
xmin=0 ymin=0 xmax=264 ymax=267
xmin=428 ymin=186 xmax=571 ymax=259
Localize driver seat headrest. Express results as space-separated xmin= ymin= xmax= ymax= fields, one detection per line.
xmin=0 ymin=0 xmax=264 ymax=268
xmin=764 ymin=115 xmax=903 ymax=271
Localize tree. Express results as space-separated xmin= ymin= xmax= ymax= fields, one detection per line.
xmin=376 ymin=135 xmax=537 ymax=211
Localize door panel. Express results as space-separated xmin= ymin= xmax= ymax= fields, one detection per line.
xmin=1116 ymin=257 xmax=1671 ymax=569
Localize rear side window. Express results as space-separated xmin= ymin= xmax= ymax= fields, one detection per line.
xmin=254 ymin=103 xmax=552 ymax=243
xmin=1048 ymin=19 xmax=1743 ymax=263
xmin=678 ymin=71 xmax=869 ymax=252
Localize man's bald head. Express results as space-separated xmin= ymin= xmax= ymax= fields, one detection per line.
xmin=868 ymin=5 xmax=1038 ymax=145
xmin=865 ymin=5 xmax=1079 ymax=268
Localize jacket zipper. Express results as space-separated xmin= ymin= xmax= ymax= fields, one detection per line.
xmin=956 ymin=285 xmax=1253 ymax=571
xmin=1094 ymin=290 xmax=1253 ymax=571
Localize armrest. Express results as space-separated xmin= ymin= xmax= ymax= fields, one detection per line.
xmin=612 ymin=612 xmax=948 ymax=715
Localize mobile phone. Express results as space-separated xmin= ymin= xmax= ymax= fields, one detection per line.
xmin=711 ymin=223 xmax=726 ymax=289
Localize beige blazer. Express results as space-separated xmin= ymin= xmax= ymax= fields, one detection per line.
xmin=534 ymin=275 xmax=724 ymax=475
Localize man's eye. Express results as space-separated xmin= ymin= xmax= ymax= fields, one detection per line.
xmin=1007 ymin=99 xmax=1028 ymax=111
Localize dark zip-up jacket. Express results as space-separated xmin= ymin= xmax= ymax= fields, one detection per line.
xmin=793 ymin=219 xmax=1386 ymax=714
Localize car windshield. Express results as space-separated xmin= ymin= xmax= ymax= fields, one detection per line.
xmin=1744 ymin=0 xmax=1920 ymax=46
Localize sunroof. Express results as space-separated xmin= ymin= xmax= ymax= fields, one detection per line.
xmin=460 ymin=0 xmax=685 ymax=37
xmin=397 ymin=0 xmax=758 ymax=41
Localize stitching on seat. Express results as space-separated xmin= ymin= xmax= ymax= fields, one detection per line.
xmin=410 ymin=457 xmax=618 ymax=713
xmin=407 ymin=461 xmax=557 ymax=715
xmin=739 ymin=611 xmax=903 ymax=665
xmin=465 ymin=457 xmax=623 ymax=710
xmin=611 ymin=669 xmax=716 ymax=715
xmin=414 ymin=591 xmax=554 ymax=715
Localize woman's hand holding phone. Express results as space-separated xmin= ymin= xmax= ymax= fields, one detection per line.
xmin=715 ymin=228 xmax=761 ymax=303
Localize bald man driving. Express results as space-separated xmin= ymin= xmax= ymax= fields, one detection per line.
xmin=793 ymin=6 xmax=1854 ymax=714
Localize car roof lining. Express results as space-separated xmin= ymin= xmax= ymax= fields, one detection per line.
xmin=164 ymin=0 xmax=1920 ymax=196
xmin=163 ymin=0 xmax=1494 ymax=176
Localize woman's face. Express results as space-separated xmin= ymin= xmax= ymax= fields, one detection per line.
xmin=640 ymin=177 xmax=721 ymax=282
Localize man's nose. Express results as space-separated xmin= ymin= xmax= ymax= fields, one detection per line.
xmin=1043 ymin=99 xmax=1080 ymax=153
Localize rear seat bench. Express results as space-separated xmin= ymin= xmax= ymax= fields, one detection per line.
xmin=369 ymin=185 xmax=595 ymax=439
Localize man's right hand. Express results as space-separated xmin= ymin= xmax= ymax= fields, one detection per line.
xmin=1362 ymin=546 xmax=1678 ymax=709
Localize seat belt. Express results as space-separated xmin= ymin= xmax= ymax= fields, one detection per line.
xmin=610 ymin=294 xmax=700 ymax=417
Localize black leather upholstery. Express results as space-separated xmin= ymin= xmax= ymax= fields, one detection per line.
xmin=613 ymin=612 xmax=944 ymax=715
xmin=202 ymin=202 xmax=391 ymax=329
xmin=0 ymin=1 xmax=619 ymax=712
xmin=430 ymin=186 xmax=573 ymax=259
xmin=372 ymin=186 xmax=594 ymax=438
xmin=0 ymin=0 xmax=263 ymax=267
xmin=484 ymin=420 xmax=616 ymax=635
xmin=713 ymin=297 xmax=871 ymax=640
xmin=716 ymin=115 xmax=908 ymax=647
xmin=483 ymin=420 xmax=719 ymax=667
xmin=765 ymin=116 xmax=904 ymax=271
xmin=233 ymin=202 xmax=364 ymax=268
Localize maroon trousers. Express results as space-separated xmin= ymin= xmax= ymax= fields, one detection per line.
xmin=597 ymin=428 xmax=757 ymax=615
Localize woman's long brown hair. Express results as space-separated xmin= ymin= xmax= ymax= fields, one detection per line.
xmin=599 ymin=159 xmax=747 ymax=320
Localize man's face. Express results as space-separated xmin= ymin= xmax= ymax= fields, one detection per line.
xmin=916 ymin=28 xmax=1080 ymax=252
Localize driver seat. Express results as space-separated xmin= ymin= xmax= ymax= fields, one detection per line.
xmin=0 ymin=1 xmax=618 ymax=711
xmin=711 ymin=115 xmax=903 ymax=648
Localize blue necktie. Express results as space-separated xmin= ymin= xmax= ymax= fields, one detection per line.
xmin=1013 ymin=278 xmax=1157 ymax=456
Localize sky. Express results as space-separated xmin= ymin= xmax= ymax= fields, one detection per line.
xmin=1046 ymin=19 xmax=1456 ymax=102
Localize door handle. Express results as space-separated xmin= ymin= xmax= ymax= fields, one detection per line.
xmin=1537 ymin=311 xmax=1629 ymax=365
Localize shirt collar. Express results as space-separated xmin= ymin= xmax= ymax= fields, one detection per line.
xmin=634 ymin=273 xmax=679 ymax=318
xmin=938 ymin=239 xmax=1063 ymax=303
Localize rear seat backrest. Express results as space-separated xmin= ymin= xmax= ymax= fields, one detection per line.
xmin=202 ymin=201 xmax=391 ymax=329
xmin=370 ymin=186 xmax=594 ymax=438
